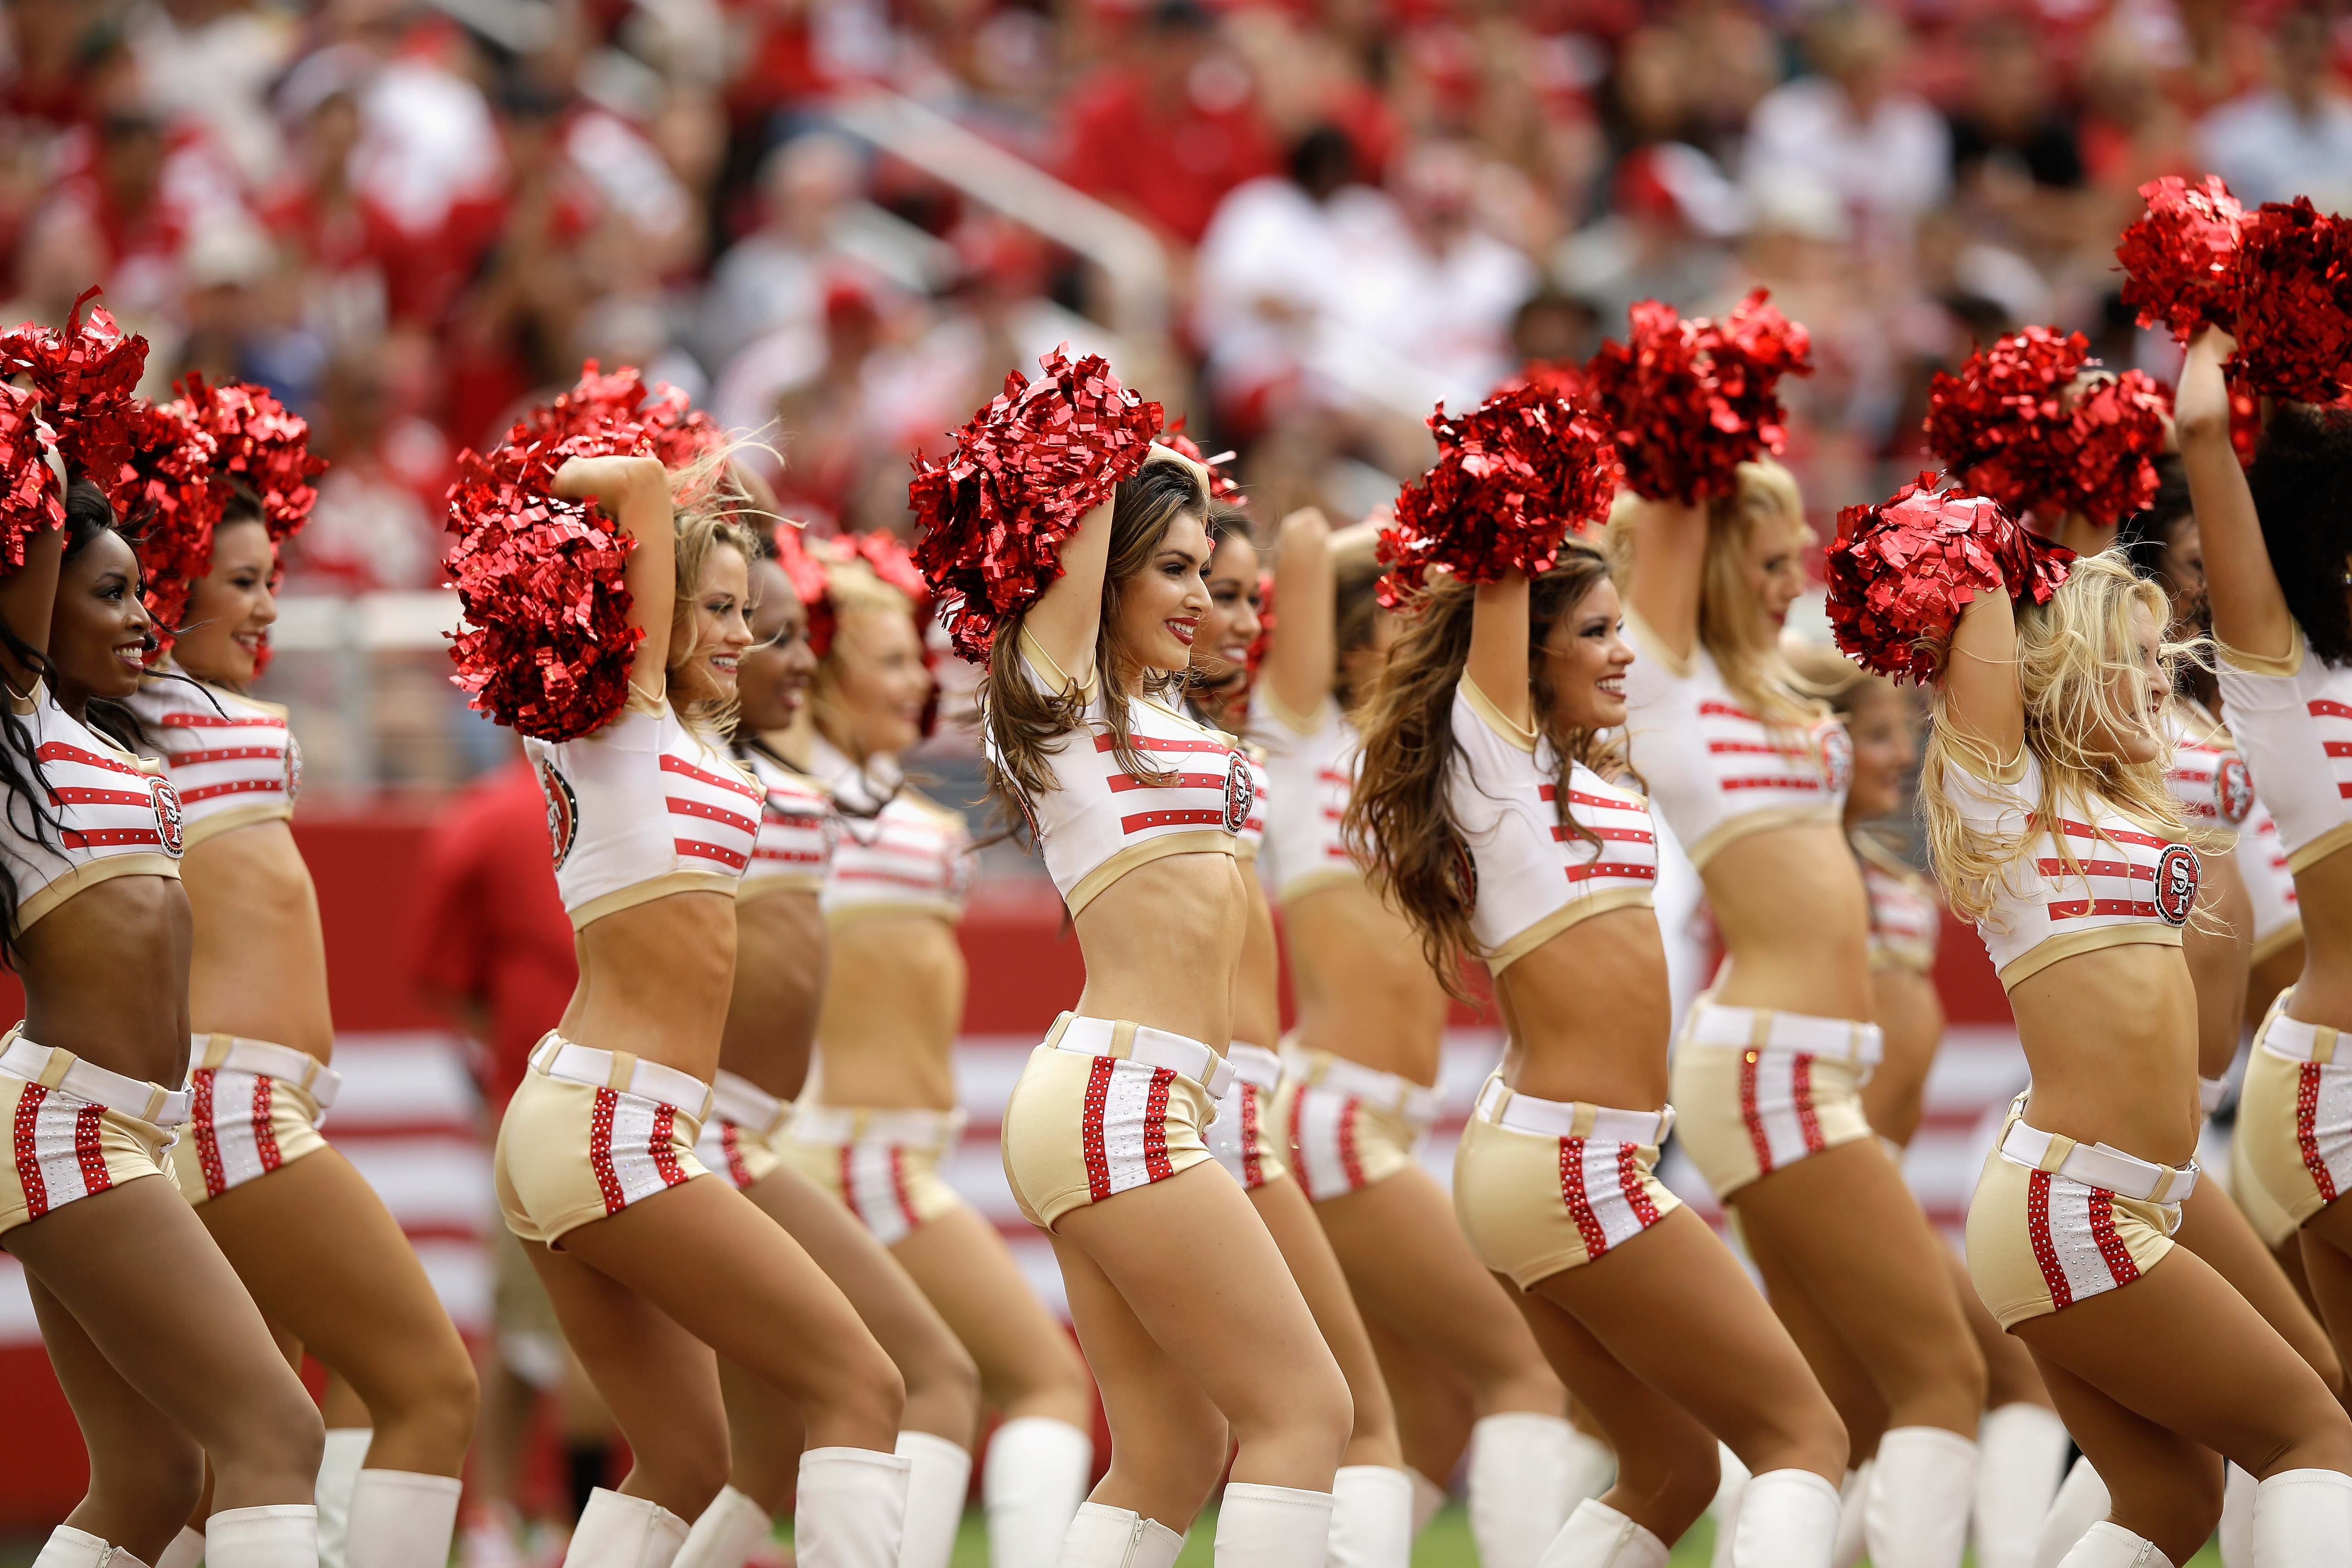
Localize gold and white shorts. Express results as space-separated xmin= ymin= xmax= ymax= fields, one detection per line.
xmin=1668 ymin=1000 xmax=1880 ymax=1200
xmin=1452 ymin=1075 xmax=1679 ymax=1289
xmin=1001 ymin=1014 xmax=1222 ymax=1231
xmin=0 ymin=1032 xmax=186 ymax=1236
xmin=1205 ymin=1045 xmax=1287 ymax=1193
xmin=173 ymin=1034 xmax=338 ymax=1204
xmin=1269 ymin=1044 xmax=1439 ymax=1201
xmin=780 ymin=1103 xmax=968 ymax=1246
xmin=692 ymin=1069 xmax=793 ymax=1193
xmin=494 ymin=1034 xmax=713 ymax=1247
xmin=2237 ymin=992 xmax=2352 ymax=1235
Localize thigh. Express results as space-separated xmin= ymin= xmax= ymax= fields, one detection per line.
xmin=2029 ymin=1347 xmax=2221 ymax=1563
xmin=2175 ymin=1178 xmax=2343 ymax=1394
xmin=1251 ymin=1174 xmax=1398 ymax=1443
xmin=26 ymin=1271 xmax=203 ymax=1470
xmin=892 ymin=1202 xmax=1085 ymax=1401
xmin=1363 ymin=1309 xmax=1477 ymax=1484
xmin=1947 ymin=1245 xmax=2049 ymax=1409
xmin=1743 ymin=1212 xmax=1888 ymax=1456
xmin=2298 ymin=1219 xmax=2352 ymax=1383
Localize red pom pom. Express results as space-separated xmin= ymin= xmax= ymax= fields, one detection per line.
xmin=2067 ymin=369 xmax=2174 ymax=526
xmin=1159 ymin=422 xmax=1244 ymax=505
xmin=186 ymin=375 xmax=327 ymax=538
xmin=120 ymin=396 xmax=223 ymax=651
xmin=523 ymin=363 xmax=725 ymax=473
xmin=1824 ymin=475 xmax=2073 ymax=683
xmin=1583 ymin=289 xmax=1813 ymax=504
xmin=0 ymin=383 xmax=65 ymax=575
xmin=0 ymin=289 xmax=148 ymax=491
xmin=1924 ymin=328 xmax=2171 ymax=527
xmin=771 ymin=521 xmax=835 ymax=646
xmin=2228 ymin=198 xmax=2352 ymax=404
xmin=908 ymin=345 xmax=1165 ymax=662
xmin=2117 ymin=176 xmax=2246 ymax=341
xmin=843 ymin=529 xmax=932 ymax=618
xmin=1377 ymin=381 xmax=1617 ymax=607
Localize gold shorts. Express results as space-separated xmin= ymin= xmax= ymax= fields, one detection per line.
xmin=1668 ymin=1040 xmax=1873 ymax=1200
xmin=1965 ymin=1130 xmax=2179 ymax=1330
xmin=2232 ymin=1096 xmax=2302 ymax=1250
xmin=1452 ymin=1095 xmax=1679 ymax=1289
xmin=1000 ymin=1022 xmax=1217 ymax=1232
xmin=1269 ymin=1048 xmax=1434 ymax=1201
xmin=172 ymin=1067 xmax=329 ymax=1204
xmin=779 ymin=1106 xmax=967 ymax=1246
xmin=1206 ymin=1080 xmax=1287 ymax=1192
xmin=0 ymin=1073 xmax=178 ymax=1235
xmin=697 ymin=1116 xmax=784 ymax=1193
xmin=494 ymin=1049 xmax=712 ymax=1247
xmin=2237 ymin=1008 xmax=2352 ymax=1235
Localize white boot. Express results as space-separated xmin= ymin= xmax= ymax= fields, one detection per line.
xmin=566 ymin=1489 xmax=691 ymax=1568
xmin=1830 ymin=1465 xmax=1869 ymax=1568
xmin=1974 ymin=1405 xmax=2072 ymax=1568
xmin=206 ymin=1504 xmax=319 ymax=1568
xmin=986 ymin=1417 xmax=1095 ymax=1568
xmin=797 ymin=1446 xmax=913 ymax=1568
xmin=897 ymin=1431 xmax=974 ymax=1568
xmin=1730 ymin=1470 xmax=1840 ymax=1568
xmin=31 ymin=1526 xmax=148 ymax=1568
xmin=2250 ymin=1468 xmax=2352 ymax=1566
xmin=1467 ymin=1413 xmax=1573 ymax=1568
xmin=1708 ymin=1444 xmax=1751 ymax=1568
xmin=670 ymin=1485 xmax=774 ymax=1568
xmin=2219 ymin=1462 xmax=2257 ymax=1568
xmin=1563 ymin=1431 xmax=1616 ymax=1513
xmin=1865 ymin=1427 xmax=1976 ymax=1568
xmin=1329 ymin=1466 xmax=1414 ymax=1568
xmin=153 ymin=1529 xmax=204 ymax=1568
xmin=2034 ymin=1457 xmax=2112 ymax=1568
xmin=2054 ymin=1522 xmax=2171 ymax=1568
xmin=1056 ymin=1502 xmax=1184 ymax=1568
xmin=1529 ymin=1499 xmax=1666 ymax=1568
xmin=346 ymin=1470 xmax=464 ymax=1568
xmin=1405 ymin=1472 xmax=1447 ymax=1543
xmin=1215 ymin=1484 xmax=1334 ymax=1568
xmin=318 ymin=1429 xmax=374 ymax=1568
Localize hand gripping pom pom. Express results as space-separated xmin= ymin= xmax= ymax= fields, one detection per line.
xmin=0 ymin=288 xmax=147 ymax=490
xmin=2117 ymin=176 xmax=2246 ymax=341
xmin=1583 ymin=290 xmax=1812 ymax=504
xmin=1376 ymin=381 xmax=1617 ymax=608
xmin=2229 ymin=199 xmax=2352 ymax=404
xmin=1824 ymin=475 xmax=2073 ymax=683
xmin=0 ymin=385 xmax=64 ymax=575
xmin=1923 ymin=327 xmax=2171 ymax=527
xmin=908 ymin=344 xmax=1165 ymax=662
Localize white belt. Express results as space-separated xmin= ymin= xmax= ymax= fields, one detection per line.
xmin=1046 ymin=1014 xmax=1234 ymax=1100
xmin=789 ymin=1102 xmax=968 ymax=1149
xmin=1475 ymin=1075 xmax=1671 ymax=1146
xmin=1998 ymin=1117 xmax=2198 ymax=1205
xmin=191 ymin=1033 xmax=340 ymax=1112
xmin=710 ymin=1069 xmax=791 ymax=1139
xmin=0 ymin=1029 xmax=190 ymax=1127
xmin=531 ymin=1033 xmax=713 ymax=1121
xmin=2200 ymin=1075 xmax=2228 ymax=1115
xmin=1226 ymin=1044 xmax=1282 ymax=1093
xmin=1685 ymin=1000 xmax=1884 ymax=1067
xmin=1279 ymin=1044 xmax=1444 ymax=1125
xmin=2258 ymin=996 xmax=2343 ymax=1065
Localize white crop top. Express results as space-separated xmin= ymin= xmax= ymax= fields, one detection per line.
xmin=810 ymin=735 xmax=972 ymax=928
xmin=1620 ymin=609 xmax=1851 ymax=868
xmin=737 ymin=744 xmax=835 ymax=901
xmin=2165 ymin=699 xmax=2254 ymax=852
xmin=526 ymin=702 xmax=763 ymax=929
xmin=2215 ymin=625 xmax=2352 ymax=873
xmin=1249 ymin=686 xmax=1359 ymax=902
xmin=2238 ymin=801 xmax=2302 ymax=952
xmin=128 ymin=671 xmax=299 ymax=849
xmin=1 ymin=687 xmax=184 ymax=931
xmin=993 ymin=662 xmax=1247 ymax=916
xmin=1856 ymin=833 xmax=1939 ymax=975
xmin=1449 ymin=678 xmax=1657 ymax=973
xmin=1938 ymin=747 xmax=2196 ymax=990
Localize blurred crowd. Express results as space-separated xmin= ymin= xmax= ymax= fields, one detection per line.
xmin=4 ymin=0 xmax=2351 ymax=600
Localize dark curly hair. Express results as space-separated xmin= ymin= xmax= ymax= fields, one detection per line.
xmin=2248 ymin=404 xmax=2352 ymax=667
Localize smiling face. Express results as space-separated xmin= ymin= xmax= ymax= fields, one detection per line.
xmin=1842 ymin=681 xmax=1919 ymax=822
xmin=1540 ymin=575 xmax=1634 ymax=733
xmin=171 ymin=515 xmax=276 ymax=687
xmin=53 ymin=528 xmax=155 ymax=707
xmin=2091 ymin=599 xmax=2170 ymax=766
xmin=736 ymin=556 xmax=815 ymax=733
xmin=816 ymin=605 xmax=930 ymax=760
xmin=667 ymin=543 xmax=755 ymax=706
xmin=1193 ymin=530 xmax=1262 ymax=689
xmin=1112 ymin=510 xmax=1213 ymax=682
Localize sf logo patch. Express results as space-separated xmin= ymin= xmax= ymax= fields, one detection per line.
xmin=1221 ymin=750 xmax=1255 ymax=836
xmin=149 ymin=777 xmax=185 ymax=858
xmin=284 ymin=733 xmax=303 ymax=803
xmin=2215 ymin=754 xmax=2254 ymax=826
xmin=539 ymin=762 xmax=579 ymax=869
xmin=2155 ymin=843 xmax=2200 ymax=926
xmin=1818 ymin=723 xmax=1854 ymax=796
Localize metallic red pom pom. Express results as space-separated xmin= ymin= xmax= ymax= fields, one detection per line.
xmin=0 ymin=385 xmax=65 ymax=575
xmin=1583 ymin=289 xmax=1813 ymax=505
xmin=1160 ymin=423 xmax=1243 ymax=506
xmin=0 ymin=288 xmax=147 ymax=490
xmin=2116 ymin=176 xmax=2246 ymax=341
xmin=2230 ymin=199 xmax=2352 ymax=404
xmin=1924 ymin=327 xmax=2171 ymax=527
xmin=121 ymin=396 xmax=222 ymax=652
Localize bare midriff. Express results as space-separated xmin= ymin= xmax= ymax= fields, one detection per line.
xmin=1071 ymin=851 xmax=1248 ymax=1050
xmin=1284 ymin=880 xmax=1451 ymax=1086
xmin=1861 ymin=965 xmax=1945 ymax=1147
xmin=719 ymin=890 xmax=827 ymax=1101
xmin=180 ymin=820 xmax=334 ymax=1061
xmin=2011 ymin=943 xmax=2202 ymax=1167
xmin=1232 ymin=877 xmax=1283 ymax=1050
xmin=2285 ymin=846 xmax=2352 ymax=1034
xmin=1490 ymin=905 xmax=1672 ymax=1112
xmin=19 ymin=874 xmax=193 ymax=1089
xmin=564 ymin=889 xmax=739 ymax=1081
xmin=1704 ymin=820 xmax=1874 ymax=1021
xmin=815 ymin=915 xmax=968 ymax=1109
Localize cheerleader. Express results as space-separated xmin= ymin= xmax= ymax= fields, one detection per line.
xmin=1254 ymin=506 xmax=1582 ymax=1568
xmin=129 ymin=441 xmax=478 ymax=1568
xmin=771 ymin=541 xmax=1100 ymax=1568
xmin=484 ymin=451 xmax=910 ymax=1566
xmin=673 ymin=539 xmax=987 ymax=1568
xmin=4 ymin=478 xmax=322 ymax=1567
xmin=1188 ymin=499 xmax=1417 ymax=1568
xmin=1609 ymin=468 xmax=1987 ymax=1563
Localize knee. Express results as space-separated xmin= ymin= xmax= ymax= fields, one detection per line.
xmin=1117 ymin=1402 xmax=1232 ymax=1511
xmin=1612 ymin=1435 xmax=1720 ymax=1543
xmin=910 ymin=1335 xmax=980 ymax=1413
xmin=90 ymin=1430 xmax=205 ymax=1544
xmin=642 ymin=1421 xmax=735 ymax=1516
xmin=2115 ymin=1463 xmax=2223 ymax=1563
xmin=218 ymin=1388 xmax=324 ymax=1493
xmin=378 ymin=1343 xmax=480 ymax=1455
xmin=1236 ymin=1352 xmax=1352 ymax=1468
xmin=817 ymin=1338 xmax=908 ymax=1433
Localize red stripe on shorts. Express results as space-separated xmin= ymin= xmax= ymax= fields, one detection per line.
xmin=191 ymin=1068 xmax=228 ymax=1199
xmin=590 ymin=1088 xmax=625 ymax=1215
xmin=1083 ymin=1057 xmax=1117 ymax=1201
xmin=1142 ymin=1068 xmax=1176 ymax=1182
xmin=72 ymin=1104 xmax=109 ymax=1198
xmin=1618 ymin=1142 xmax=1661 ymax=1228
xmin=253 ymin=1074 xmax=283 ymax=1176
xmin=13 ymin=1084 xmax=49 ymax=1218
xmin=2026 ymin=1169 xmax=2072 ymax=1309
xmin=1739 ymin=1052 xmax=1774 ymax=1177
xmin=723 ymin=1123 xmax=752 ymax=1191
xmin=1792 ymin=1055 xmax=1825 ymax=1154
xmin=1558 ymin=1137 xmax=1612 ymax=1260
xmin=2299 ymin=1062 xmax=2340 ymax=1203
xmin=1239 ymin=1085 xmax=1263 ymax=1189
xmin=891 ymin=1145 xmax=921 ymax=1230
xmin=649 ymin=1103 xmax=686 ymax=1191
xmin=2087 ymin=1188 xmax=2140 ymax=1288
xmin=1337 ymin=1096 xmax=1364 ymax=1190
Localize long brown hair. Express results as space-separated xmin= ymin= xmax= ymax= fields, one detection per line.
xmin=979 ymin=456 xmax=1211 ymax=832
xmin=1347 ymin=544 xmax=1624 ymax=996
xmin=1332 ymin=529 xmax=1386 ymax=714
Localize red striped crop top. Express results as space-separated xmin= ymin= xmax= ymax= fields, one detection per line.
xmin=1 ymin=686 xmax=184 ymax=931
xmin=1938 ymin=747 xmax=2196 ymax=989
xmin=128 ymin=671 xmax=299 ymax=849
xmin=1449 ymin=677 xmax=1658 ymax=973
xmin=1620 ymin=609 xmax=1850 ymax=868
xmin=809 ymin=735 xmax=973 ymax=928
xmin=526 ymin=701 xmax=764 ymax=929
xmin=737 ymin=744 xmax=835 ymax=901
xmin=1248 ymin=686 xmax=1358 ymax=902
xmin=2165 ymin=699 xmax=2254 ymax=852
xmin=1856 ymin=833 xmax=1938 ymax=974
xmin=2214 ymin=626 xmax=2352 ymax=872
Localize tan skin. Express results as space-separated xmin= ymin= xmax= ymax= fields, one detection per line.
xmin=0 ymin=519 xmax=321 ymax=1560
xmin=1623 ymin=495 xmax=1984 ymax=1446
xmin=1020 ymin=476 xmax=1351 ymax=1529
xmin=518 ymin=456 xmax=904 ymax=1519
xmin=158 ymin=514 xmax=480 ymax=1482
xmin=1944 ymin=582 xmax=2352 ymax=1558
xmin=1262 ymin=508 xmax=1568 ymax=1446
xmin=1456 ymin=569 xmax=1847 ymax=1544
xmin=708 ymin=559 xmax=986 ymax=1513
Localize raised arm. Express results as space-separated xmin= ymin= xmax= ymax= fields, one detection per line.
xmin=1621 ymin=495 xmax=1707 ymax=662
xmin=1016 ymin=496 xmax=1117 ymax=690
xmin=554 ymin=454 xmax=675 ymax=702
xmin=1465 ymin=572 xmax=1531 ymax=729
xmin=1265 ymin=506 xmax=1333 ymax=722
xmin=1940 ymin=579 xmax=2025 ymax=765
xmin=2176 ymin=326 xmax=2293 ymax=660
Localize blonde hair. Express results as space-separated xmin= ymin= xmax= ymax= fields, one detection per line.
xmin=666 ymin=461 xmax=763 ymax=735
xmin=1922 ymin=552 xmax=2210 ymax=926
xmin=811 ymin=553 xmax=920 ymax=756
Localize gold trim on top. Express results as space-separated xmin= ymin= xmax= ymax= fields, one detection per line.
xmin=1998 ymin=924 xmax=2182 ymax=991
xmin=1063 ymin=831 xmax=1236 ymax=916
xmin=1485 ymin=887 xmax=1655 ymax=975
xmin=1459 ymin=675 xmax=1538 ymax=754
xmin=2216 ymin=623 xmax=2304 ymax=679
